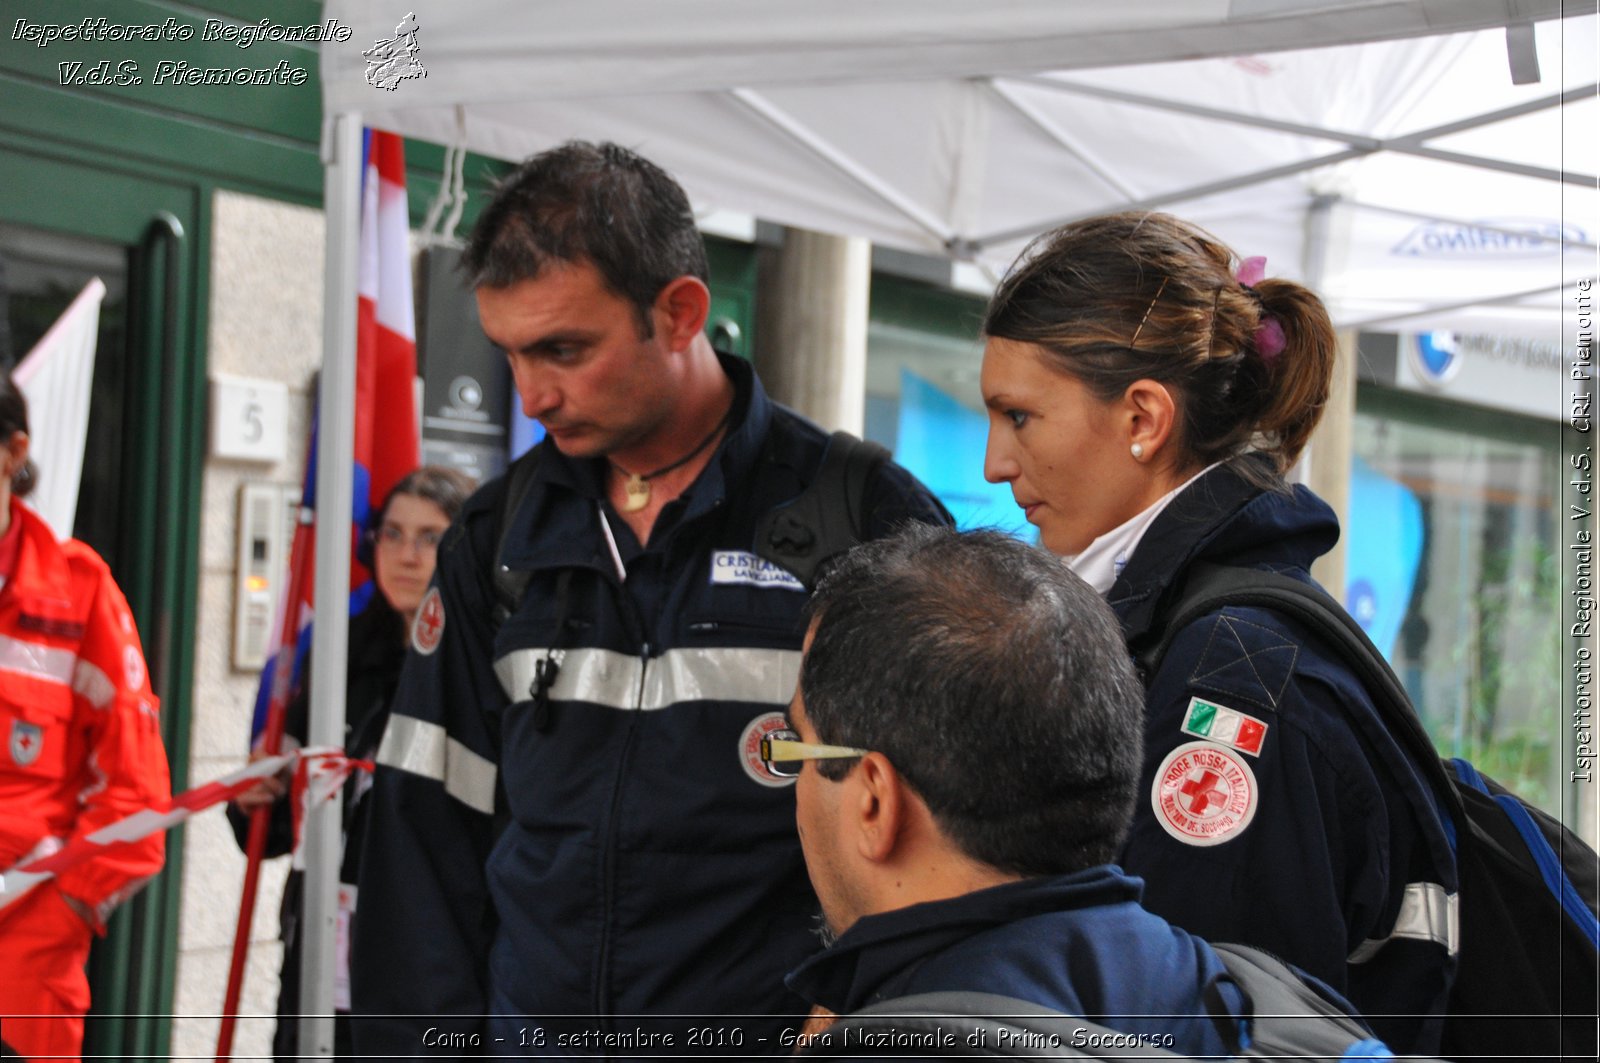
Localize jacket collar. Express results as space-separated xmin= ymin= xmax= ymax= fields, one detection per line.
xmin=785 ymin=867 xmax=1143 ymax=1015
xmin=1107 ymin=455 xmax=1338 ymax=646
xmin=2 ymin=498 xmax=74 ymax=607
xmin=500 ymin=352 xmax=769 ymax=573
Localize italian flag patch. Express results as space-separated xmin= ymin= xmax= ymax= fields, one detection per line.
xmin=1181 ymin=697 xmax=1268 ymax=757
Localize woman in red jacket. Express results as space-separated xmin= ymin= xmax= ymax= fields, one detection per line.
xmin=0 ymin=372 xmax=170 ymax=1062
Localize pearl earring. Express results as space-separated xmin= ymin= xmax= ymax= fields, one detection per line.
xmin=1131 ymin=443 xmax=1145 ymax=460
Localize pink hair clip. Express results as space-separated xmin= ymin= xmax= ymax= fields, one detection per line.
xmin=1254 ymin=317 xmax=1286 ymax=365
xmin=1235 ymin=256 xmax=1284 ymax=364
xmin=1235 ymin=256 xmax=1286 ymax=363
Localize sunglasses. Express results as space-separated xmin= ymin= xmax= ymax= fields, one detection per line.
xmin=759 ymin=728 xmax=868 ymax=778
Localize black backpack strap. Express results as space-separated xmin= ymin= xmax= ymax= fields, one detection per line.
xmin=755 ymin=429 xmax=890 ymax=591
xmin=1135 ymin=562 xmax=1464 ymax=825
xmin=491 ymin=443 xmax=545 ymax=625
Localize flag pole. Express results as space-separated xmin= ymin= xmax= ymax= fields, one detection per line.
xmin=299 ymin=109 xmax=363 ymax=1061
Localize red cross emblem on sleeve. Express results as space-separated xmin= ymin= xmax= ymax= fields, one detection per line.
xmin=411 ymin=587 xmax=445 ymax=655
xmin=1152 ymin=741 xmax=1258 ymax=846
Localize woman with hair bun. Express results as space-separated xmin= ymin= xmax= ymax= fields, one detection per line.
xmin=980 ymin=213 xmax=1455 ymax=1055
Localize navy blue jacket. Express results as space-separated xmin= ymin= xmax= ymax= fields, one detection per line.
xmin=1111 ymin=458 xmax=1457 ymax=1056
xmin=349 ymin=355 xmax=950 ymax=1056
xmin=786 ymin=869 xmax=1246 ymax=1057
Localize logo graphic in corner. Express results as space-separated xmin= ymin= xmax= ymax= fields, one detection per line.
xmin=1180 ymin=697 xmax=1267 ymax=757
xmin=363 ymin=12 xmax=426 ymax=91
xmin=1391 ymin=217 xmax=1587 ymax=260
xmin=710 ymin=551 xmax=804 ymax=592
xmin=739 ymin=712 xmax=795 ymax=789
xmin=1151 ymin=741 xmax=1258 ymax=847
xmin=412 ymin=587 xmax=445 ymax=655
xmin=10 ymin=720 xmax=42 ymax=767
xmin=1410 ymin=331 xmax=1462 ymax=388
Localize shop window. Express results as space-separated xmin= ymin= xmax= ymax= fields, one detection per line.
xmin=1351 ymin=385 xmax=1571 ymax=818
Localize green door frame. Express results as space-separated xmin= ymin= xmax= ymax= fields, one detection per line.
xmin=0 ymin=141 xmax=208 ymax=1061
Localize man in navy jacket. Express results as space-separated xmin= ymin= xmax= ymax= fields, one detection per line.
xmin=776 ymin=526 xmax=1279 ymax=1056
xmin=349 ymin=141 xmax=949 ymax=1056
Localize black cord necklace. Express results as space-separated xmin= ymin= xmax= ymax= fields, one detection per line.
xmin=610 ymin=405 xmax=734 ymax=512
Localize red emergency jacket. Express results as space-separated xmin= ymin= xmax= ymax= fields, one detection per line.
xmin=0 ymin=498 xmax=169 ymax=930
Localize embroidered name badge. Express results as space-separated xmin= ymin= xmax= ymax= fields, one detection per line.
xmin=710 ymin=551 xmax=804 ymax=591
xmin=1180 ymin=696 xmax=1268 ymax=757
xmin=411 ymin=587 xmax=445 ymax=655
xmin=1151 ymin=741 xmax=1258 ymax=847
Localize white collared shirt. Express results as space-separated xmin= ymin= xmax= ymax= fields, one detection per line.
xmin=1064 ymin=463 xmax=1221 ymax=593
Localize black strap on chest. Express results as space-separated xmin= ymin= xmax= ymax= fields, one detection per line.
xmin=1133 ymin=561 xmax=1462 ymax=824
xmin=489 ymin=429 xmax=889 ymax=625
xmin=491 ymin=444 xmax=546 ymax=625
xmin=754 ymin=429 xmax=890 ymax=591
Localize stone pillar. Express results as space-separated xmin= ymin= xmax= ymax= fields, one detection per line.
xmin=754 ymin=227 xmax=871 ymax=433
xmin=1308 ymin=329 xmax=1358 ymax=601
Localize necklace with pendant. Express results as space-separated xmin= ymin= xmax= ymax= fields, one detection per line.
xmin=611 ymin=406 xmax=734 ymax=513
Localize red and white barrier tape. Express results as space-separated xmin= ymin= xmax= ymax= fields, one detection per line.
xmin=0 ymin=748 xmax=372 ymax=909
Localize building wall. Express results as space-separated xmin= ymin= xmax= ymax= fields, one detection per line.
xmin=173 ymin=189 xmax=324 ymax=1060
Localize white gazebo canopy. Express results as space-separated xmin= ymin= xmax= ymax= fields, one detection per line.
xmin=322 ymin=0 xmax=1597 ymax=338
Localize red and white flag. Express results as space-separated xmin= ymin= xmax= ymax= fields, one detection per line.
xmin=354 ymin=127 xmax=421 ymax=555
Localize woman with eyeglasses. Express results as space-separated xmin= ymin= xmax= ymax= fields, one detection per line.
xmin=228 ymin=464 xmax=474 ymax=1061
xmin=978 ymin=213 xmax=1454 ymax=1057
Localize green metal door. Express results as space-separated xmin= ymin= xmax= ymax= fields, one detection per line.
xmin=0 ymin=147 xmax=206 ymax=1062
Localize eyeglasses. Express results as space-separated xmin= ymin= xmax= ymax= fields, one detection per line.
xmin=374 ymin=524 xmax=445 ymax=553
xmin=759 ymin=728 xmax=869 ymax=778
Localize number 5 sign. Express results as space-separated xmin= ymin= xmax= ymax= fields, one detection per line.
xmin=210 ymin=373 xmax=289 ymax=463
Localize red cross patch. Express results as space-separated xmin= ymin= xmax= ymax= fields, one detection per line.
xmin=411 ymin=587 xmax=445 ymax=655
xmin=738 ymin=712 xmax=795 ymax=789
xmin=10 ymin=720 xmax=43 ymax=767
xmin=1151 ymin=741 xmax=1258 ymax=846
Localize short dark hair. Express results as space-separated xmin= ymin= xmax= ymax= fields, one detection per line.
xmin=800 ymin=526 xmax=1145 ymax=877
xmin=461 ymin=140 xmax=709 ymax=336
xmin=0 ymin=370 xmax=38 ymax=499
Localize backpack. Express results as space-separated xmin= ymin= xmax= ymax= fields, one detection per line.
xmin=1136 ymin=562 xmax=1600 ymax=1061
xmin=490 ymin=429 xmax=894 ymax=619
xmin=798 ymin=941 xmax=1406 ymax=1061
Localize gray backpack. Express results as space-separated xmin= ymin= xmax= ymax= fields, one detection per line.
xmin=799 ymin=943 xmax=1420 ymax=1061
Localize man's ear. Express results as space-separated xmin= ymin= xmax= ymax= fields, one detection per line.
xmin=852 ymin=753 xmax=906 ymax=864
xmin=654 ymin=276 xmax=711 ymax=352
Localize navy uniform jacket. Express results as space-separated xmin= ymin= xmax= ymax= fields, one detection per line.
xmin=1112 ymin=458 xmax=1457 ymax=1056
xmin=349 ymin=354 xmax=950 ymax=1056
xmin=786 ymin=868 xmax=1250 ymax=1058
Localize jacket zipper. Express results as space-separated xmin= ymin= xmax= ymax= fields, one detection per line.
xmin=590 ymin=533 xmax=651 ymax=1045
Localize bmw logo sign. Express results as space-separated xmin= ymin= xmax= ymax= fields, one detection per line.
xmin=1411 ymin=331 xmax=1462 ymax=388
xmin=1347 ymin=579 xmax=1378 ymax=631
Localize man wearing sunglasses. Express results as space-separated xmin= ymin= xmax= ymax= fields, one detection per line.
xmin=765 ymin=525 xmax=1256 ymax=1056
